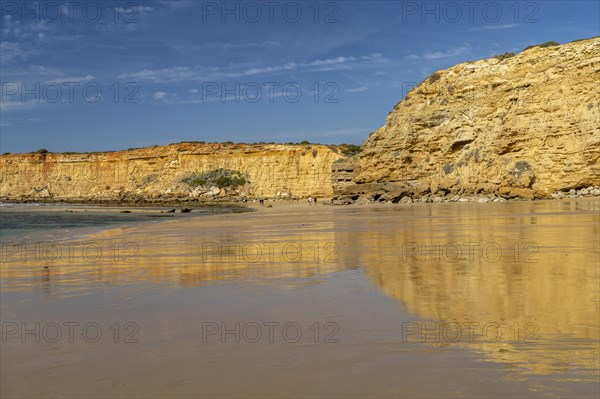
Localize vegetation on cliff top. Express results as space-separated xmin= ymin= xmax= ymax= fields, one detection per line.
xmin=493 ymin=52 xmax=516 ymax=61
xmin=176 ymin=140 xmax=312 ymax=146
xmin=523 ymin=41 xmax=560 ymax=51
xmin=174 ymin=140 xmax=362 ymax=157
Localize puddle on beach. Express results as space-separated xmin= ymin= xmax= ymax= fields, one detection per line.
xmin=1 ymin=199 xmax=599 ymax=398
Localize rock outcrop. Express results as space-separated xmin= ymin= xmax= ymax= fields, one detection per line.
xmin=0 ymin=143 xmax=345 ymax=202
xmin=334 ymin=37 xmax=600 ymax=203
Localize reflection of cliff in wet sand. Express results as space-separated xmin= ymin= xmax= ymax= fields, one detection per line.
xmin=1 ymin=199 xmax=599 ymax=398
xmin=0 ymin=207 xmax=345 ymax=292
xmin=1 ymin=199 xmax=598 ymax=386
xmin=357 ymin=199 xmax=600 ymax=378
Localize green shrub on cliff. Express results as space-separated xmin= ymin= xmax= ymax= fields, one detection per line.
xmin=493 ymin=52 xmax=516 ymax=61
xmin=538 ymin=41 xmax=561 ymax=48
xmin=523 ymin=41 xmax=560 ymax=51
xmin=570 ymin=36 xmax=598 ymax=43
xmin=341 ymin=144 xmax=362 ymax=157
xmin=181 ymin=169 xmax=247 ymax=188
xmin=427 ymin=72 xmax=441 ymax=84
xmin=36 ymin=148 xmax=49 ymax=154
xmin=512 ymin=160 xmax=532 ymax=177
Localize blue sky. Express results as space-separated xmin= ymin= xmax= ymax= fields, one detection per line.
xmin=1 ymin=0 xmax=598 ymax=153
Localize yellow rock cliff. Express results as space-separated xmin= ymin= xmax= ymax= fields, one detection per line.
xmin=0 ymin=143 xmax=344 ymax=201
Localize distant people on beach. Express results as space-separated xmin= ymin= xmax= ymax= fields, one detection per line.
xmin=308 ymin=196 xmax=313 ymax=206
xmin=314 ymin=197 xmax=317 ymax=205
xmin=259 ymin=199 xmax=264 ymax=206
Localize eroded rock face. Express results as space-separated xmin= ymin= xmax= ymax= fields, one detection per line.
xmin=0 ymin=143 xmax=344 ymax=201
xmin=335 ymin=37 xmax=600 ymax=202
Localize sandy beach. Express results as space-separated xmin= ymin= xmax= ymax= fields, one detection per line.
xmin=1 ymin=198 xmax=599 ymax=398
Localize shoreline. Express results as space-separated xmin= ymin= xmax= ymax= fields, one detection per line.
xmin=2 ymin=196 xmax=599 ymax=246
xmin=2 ymin=189 xmax=600 ymax=208
xmin=2 ymin=183 xmax=600 ymax=207
xmin=83 ymin=196 xmax=600 ymax=245
xmin=0 ymin=197 xmax=251 ymax=209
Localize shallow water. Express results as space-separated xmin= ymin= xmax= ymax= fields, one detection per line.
xmin=0 ymin=204 xmax=237 ymax=242
xmin=1 ymin=199 xmax=599 ymax=398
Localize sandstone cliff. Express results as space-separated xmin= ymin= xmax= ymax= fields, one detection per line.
xmin=2 ymin=39 xmax=599 ymax=204
xmin=334 ymin=37 xmax=600 ymax=203
xmin=0 ymin=143 xmax=345 ymax=202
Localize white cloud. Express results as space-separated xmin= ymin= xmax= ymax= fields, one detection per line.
xmin=2 ymin=17 xmax=55 ymax=39
xmin=190 ymin=41 xmax=281 ymax=51
xmin=347 ymin=86 xmax=368 ymax=93
xmin=240 ymin=62 xmax=298 ymax=77
xmin=44 ymin=75 xmax=95 ymax=84
xmin=405 ymin=45 xmax=470 ymax=60
xmin=153 ymin=91 xmax=168 ymax=100
xmin=158 ymin=0 xmax=195 ymax=10
xmin=469 ymin=24 xmax=519 ymax=31
xmin=0 ymin=117 xmax=42 ymax=127
xmin=115 ymin=6 xmax=154 ymax=14
xmin=0 ymin=100 xmax=44 ymax=113
xmin=188 ymin=88 xmax=199 ymax=93
xmin=309 ymin=56 xmax=356 ymax=66
xmin=0 ymin=42 xmax=31 ymax=64
xmin=120 ymin=53 xmax=387 ymax=83
xmin=0 ymin=65 xmax=66 ymax=81
xmin=120 ymin=67 xmax=199 ymax=83
xmin=423 ymin=51 xmax=450 ymax=60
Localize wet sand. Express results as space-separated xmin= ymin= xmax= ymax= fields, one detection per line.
xmin=1 ymin=199 xmax=599 ymax=398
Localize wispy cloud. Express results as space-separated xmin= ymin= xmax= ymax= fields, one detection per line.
xmin=1 ymin=16 xmax=55 ymax=38
xmin=158 ymin=0 xmax=195 ymax=10
xmin=405 ymin=45 xmax=470 ymax=60
xmin=119 ymin=53 xmax=386 ymax=83
xmin=115 ymin=5 xmax=155 ymax=13
xmin=0 ymin=41 xmax=31 ymax=64
xmin=152 ymin=91 xmax=168 ymax=100
xmin=43 ymin=75 xmax=95 ymax=84
xmin=469 ymin=24 xmax=520 ymax=31
xmin=0 ymin=117 xmax=42 ymax=128
xmin=0 ymin=100 xmax=45 ymax=113
xmin=1 ymin=74 xmax=100 ymax=113
xmin=183 ymin=41 xmax=282 ymax=51
xmin=347 ymin=86 xmax=368 ymax=93
xmin=309 ymin=56 xmax=356 ymax=66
